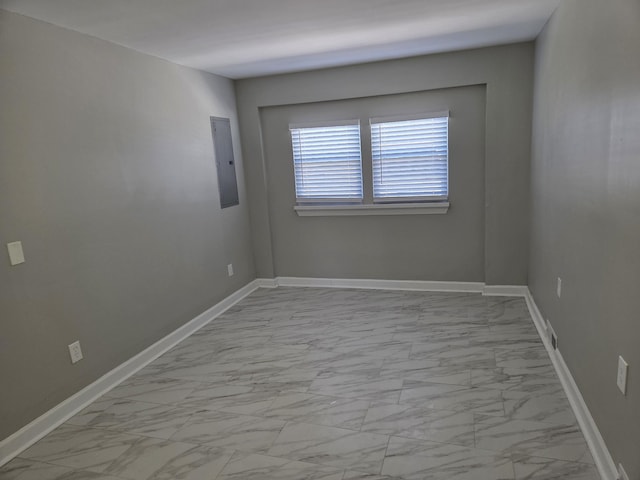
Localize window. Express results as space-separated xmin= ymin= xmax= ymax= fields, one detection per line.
xmin=371 ymin=113 xmax=449 ymax=202
xmin=290 ymin=121 xmax=363 ymax=201
xmin=289 ymin=112 xmax=450 ymax=215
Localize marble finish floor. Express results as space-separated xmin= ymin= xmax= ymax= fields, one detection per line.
xmin=1 ymin=287 xmax=601 ymax=480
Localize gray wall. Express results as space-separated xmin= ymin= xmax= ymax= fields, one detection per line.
xmin=236 ymin=43 xmax=534 ymax=285
xmin=0 ymin=11 xmax=254 ymax=440
xmin=529 ymin=0 xmax=640 ymax=477
xmin=260 ymin=86 xmax=486 ymax=280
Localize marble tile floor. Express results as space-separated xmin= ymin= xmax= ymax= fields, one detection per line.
xmin=1 ymin=287 xmax=601 ymax=480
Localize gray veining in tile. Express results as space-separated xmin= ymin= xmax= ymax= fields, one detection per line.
xmin=502 ymin=387 xmax=577 ymax=426
xmin=86 ymin=399 xmax=195 ymax=439
xmin=102 ymin=437 xmax=233 ymax=480
xmin=262 ymin=392 xmax=370 ymax=430
xmin=171 ymin=410 xmax=286 ymax=453
xmin=495 ymin=347 xmax=554 ymax=371
xmin=215 ymin=451 xmax=344 ymax=480
xmin=297 ymin=350 xmax=385 ymax=377
xmin=512 ymin=455 xmax=601 ymax=480
xmin=55 ymin=472 xmax=125 ymax=480
xmin=267 ymin=422 xmax=389 ymax=474
xmin=141 ymin=359 xmax=242 ymax=383
xmin=410 ymin=344 xmax=497 ymax=369
xmin=189 ymin=388 xmax=279 ymax=416
xmin=7 ymin=287 xmax=601 ymax=480
xmin=242 ymin=367 xmax=320 ymax=392
xmin=66 ymin=398 xmax=117 ymax=427
xmin=381 ymin=436 xmax=515 ymax=480
xmin=105 ymin=376 xmax=201 ymax=405
xmin=19 ymin=425 xmax=139 ymax=471
xmin=0 ymin=458 xmax=126 ymax=480
xmin=470 ymin=367 xmax=560 ymax=392
xmin=399 ymin=382 xmax=505 ymax=415
xmin=474 ymin=415 xmax=594 ymax=463
xmin=309 ymin=373 xmax=403 ymax=404
xmin=361 ymin=403 xmax=475 ymax=446
xmin=342 ymin=472 xmax=404 ymax=480
xmin=0 ymin=458 xmax=74 ymax=480
xmin=380 ymin=361 xmax=470 ymax=386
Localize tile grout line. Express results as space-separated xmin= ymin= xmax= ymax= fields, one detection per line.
xmin=379 ymin=434 xmax=392 ymax=476
xmin=210 ymin=447 xmax=237 ymax=480
xmin=5 ymin=288 xmax=601 ymax=479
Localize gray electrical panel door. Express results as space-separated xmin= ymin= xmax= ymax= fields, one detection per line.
xmin=211 ymin=116 xmax=239 ymax=208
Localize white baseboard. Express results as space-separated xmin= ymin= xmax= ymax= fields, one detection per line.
xmin=482 ymin=285 xmax=529 ymax=296
xmin=1 ymin=277 xmax=617 ymax=480
xmin=274 ymin=276 xmax=485 ymax=292
xmin=0 ymin=280 xmax=262 ymax=468
xmin=254 ymin=278 xmax=278 ymax=288
xmin=523 ymin=290 xmax=618 ymax=480
xmin=273 ymin=277 xmax=527 ymax=296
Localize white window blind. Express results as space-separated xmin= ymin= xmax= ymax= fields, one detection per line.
xmin=371 ymin=114 xmax=449 ymax=201
xmin=290 ymin=122 xmax=363 ymax=201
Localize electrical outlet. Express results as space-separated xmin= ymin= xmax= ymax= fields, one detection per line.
xmin=617 ymin=356 xmax=628 ymax=395
xmin=227 ymin=263 xmax=234 ymax=276
xmin=556 ymin=277 xmax=562 ymax=298
xmin=68 ymin=341 xmax=83 ymax=364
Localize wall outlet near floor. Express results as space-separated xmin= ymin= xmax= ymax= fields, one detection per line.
xmin=227 ymin=263 xmax=234 ymax=276
xmin=556 ymin=277 xmax=562 ymax=298
xmin=546 ymin=320 xmax=558 ymax=350
xmin=617 ymin=356 xmax=628 ymax=395
xmin=618 ymin=463 xmax=629 ymax=480
xmin=68 ymin=341 xmax=83 ymax=364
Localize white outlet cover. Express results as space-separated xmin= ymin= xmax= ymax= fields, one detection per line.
xmin=227 ymin=264 xmax=234 ymax=276
xmin=68 ymin=341 xmax=83 ymax=364
xmin=7 ymin=241 xmax=25 ymax=265
xmin=617 ymin=356 xmax=628 ymax=395
xmin=556 ymin=277 xmax=562 ymax=298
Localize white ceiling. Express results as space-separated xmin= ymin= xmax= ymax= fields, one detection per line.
xmin=0 ymin=0 xmax=561 ymax=78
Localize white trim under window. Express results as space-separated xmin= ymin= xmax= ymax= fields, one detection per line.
xmin=294 ymin=202 xmax=450 ymax=216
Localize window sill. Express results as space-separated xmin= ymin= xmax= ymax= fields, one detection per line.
xmin=294 ymin=202 xmax=450 ymax=217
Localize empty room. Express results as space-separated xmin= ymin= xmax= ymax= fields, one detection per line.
xmin=1 ymin=0 xmax=638 ymax=479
